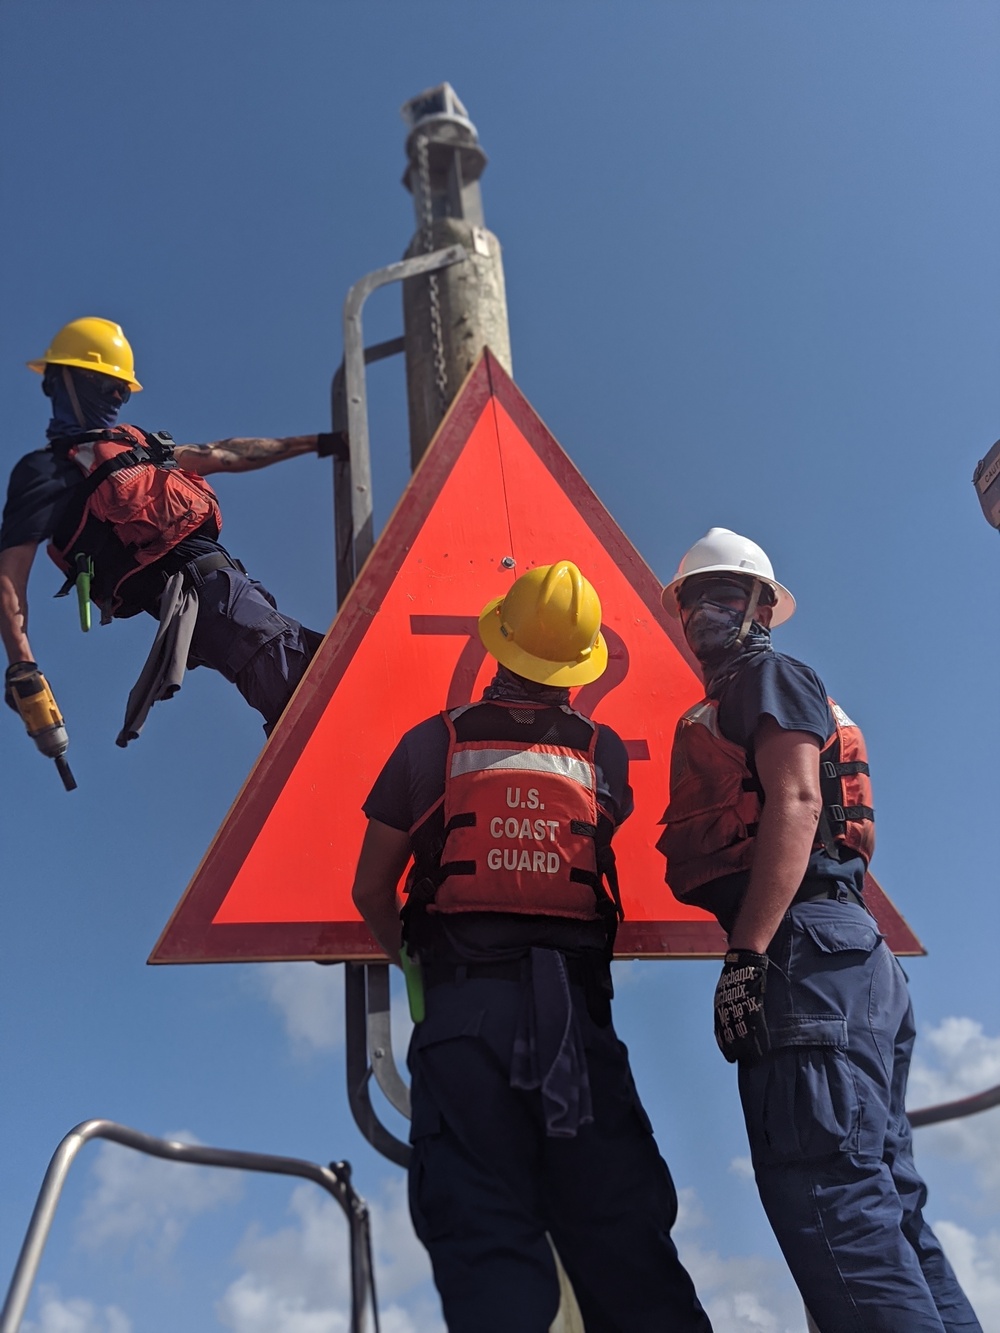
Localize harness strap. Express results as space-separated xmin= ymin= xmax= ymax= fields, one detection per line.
xmin=816 ymin=807 xmax=839 ymax=858
xmin=68 ymin=445 xmax=151 ymax=509
xmin=822 ymin=759 xmax=869 ymax=779
xmin=437 ymin=859 xmax=476 ymax=879
xmin=443 ymin=811 xmax=475 ymax=834
xmin=181 ymin=550 xmax=247 ymax=588
xmin=827 ymin=804 xmax=875 ymax=823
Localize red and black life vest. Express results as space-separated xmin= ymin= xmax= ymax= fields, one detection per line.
xmin=406 ymin=700 xmax=623 ymax=938
xmin=47 ymin=425 xmax=221 ymax=619
xmin=658 ymin=694 xmax=875 ymax=904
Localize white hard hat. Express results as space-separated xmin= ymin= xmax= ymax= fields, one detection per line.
xmin=661 ymin=528 xmax=796 ymax=625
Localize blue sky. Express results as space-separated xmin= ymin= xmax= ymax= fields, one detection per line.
xmin=1 ymin=3 xmax=998 ymax=1330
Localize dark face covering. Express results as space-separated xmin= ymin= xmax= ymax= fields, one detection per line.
xmin=43 ymin=365 xmax=131 ymax=440
xmin=482 ymin=664 xmax=570 ymax=706
xmin=683 ymin=598 xmax=746 ymax=664
xmin=678 ymin=576 xmax=773 ymax=695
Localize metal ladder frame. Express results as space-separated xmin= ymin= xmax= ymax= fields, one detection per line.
xmin=0 ymin=1119 xmax=378 ymax=1333
xmin=331 ymin=244 xmax=468 ymax=1167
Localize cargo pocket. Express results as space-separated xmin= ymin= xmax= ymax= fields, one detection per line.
xmin=407 ymin=1005 xmax=486 ymax=1146
xmin=801 ymin=916 xmax=882 ymax=958
xmin=407 ymin=1006 xmax=487 ymax=1244
xmin=221 ymin=573 xmax=290 ymax=675
xmin=741 ymin=1015 xmax=860 ymax=1166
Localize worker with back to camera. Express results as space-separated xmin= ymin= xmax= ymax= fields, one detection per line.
xmin=351 ymin=560 xmax=713 ymax=1333
xmin=0 ymin=316 xmax=335 ymax=767
xmin=657 ymin=527 xmax=982 ymax=1332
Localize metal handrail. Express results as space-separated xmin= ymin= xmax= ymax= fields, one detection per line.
xmin=909 ymin=1082 xmax=1000 ymax=1129
xmin=345 ymin=963 xmax=411 ymax=1168
xmin=338 ymin=243 xmax=467 ymax=595
xmin=0 ymin=1120 xmax=379 ymax=1333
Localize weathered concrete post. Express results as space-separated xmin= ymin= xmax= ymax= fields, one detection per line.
xmin=401 ymin=84 xmax=512 ymax=468
xmin=399 ymin=84 xmax=580 ymax=1333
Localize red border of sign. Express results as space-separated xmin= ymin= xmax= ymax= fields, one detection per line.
xmin=150 ymin=353 xmax=924 ymax=962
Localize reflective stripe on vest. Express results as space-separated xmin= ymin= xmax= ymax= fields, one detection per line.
xmin=658 ymin=694 xmax=875 ymax=902
xmin=433 ymin=705 xmax=602 ymax=919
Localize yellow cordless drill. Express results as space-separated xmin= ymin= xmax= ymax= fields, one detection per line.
xmin=5 ymin=662 xmax=77 ymax=791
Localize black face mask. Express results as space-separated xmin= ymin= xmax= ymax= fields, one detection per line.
xmin=43 ymin=365 xmax=130 ymax=439
xmin=481 ymin=664 xmax=569 ymax=706
xmin=683 ymin=598 xmax=746 ymax=665
xmin=677 ymin=576 xmax=774 ymax=692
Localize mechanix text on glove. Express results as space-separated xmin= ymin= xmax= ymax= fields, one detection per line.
xmin=714 ymin=949 xmax=770 ymax=1065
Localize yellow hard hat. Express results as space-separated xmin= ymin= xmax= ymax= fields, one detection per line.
xmin=27 ymin=317 xmax=142 ymax=391
xmin=478 ymin=561 xmax=608 ymax=687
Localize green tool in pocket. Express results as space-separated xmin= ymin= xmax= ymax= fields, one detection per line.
xmin=74 ymin=554 xmax=94 ymax=632
xmin=400 ymin=947 xmax=425 ymax=1024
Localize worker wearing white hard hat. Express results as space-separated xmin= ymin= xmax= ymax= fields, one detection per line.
xmin=660 ymin=526 xmax=795 ymax=625
xmin=656 ymin=529 xmax=982 ymax=1333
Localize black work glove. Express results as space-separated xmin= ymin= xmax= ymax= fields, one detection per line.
xmin=714 ymin=949 xmax=770 ymax=1065
xmin=4 ymin=661 xmax=39 ymax=712
xmin=315 ymin=431 xmax=344 ymax=458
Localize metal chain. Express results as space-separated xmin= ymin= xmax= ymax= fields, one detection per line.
xmin=416 ymin=132 xmax=449 ymax=413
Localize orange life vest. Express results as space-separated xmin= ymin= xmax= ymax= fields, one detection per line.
xmin=658 ymin=694 xmax=875 ymax=903
xmin=47 ymin=425 xmax=221 ymax=618
xmin=408 ymin=701 xmax=621 ymax=924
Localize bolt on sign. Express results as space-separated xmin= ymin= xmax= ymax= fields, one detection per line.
xmin=150 ymin=353 xmax=922 ymax=964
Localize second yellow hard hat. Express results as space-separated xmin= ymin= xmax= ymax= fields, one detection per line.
xmin=478 ymin=561 xmax=608 ymax=687
xmin=27 ymin=317 xmax=142 ymax=391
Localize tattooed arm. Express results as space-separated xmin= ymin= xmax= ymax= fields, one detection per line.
xmin=173 ymin=434 xmax=325 ymax=476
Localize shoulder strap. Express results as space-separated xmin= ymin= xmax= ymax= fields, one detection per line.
xmin=72 ymin=438 xmax=153 ymax=506
xmin=50 ymin=433 xmax=155 ymax=553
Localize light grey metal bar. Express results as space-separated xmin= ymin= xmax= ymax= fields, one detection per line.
xmin=345 ymin=964 xmax=411 ymax=1168
xmin=341 ymin=244 xmax=466 ymax=586
xmin=335 ymin=246 xmax=465 ymax=1166
xmin=909 ymin=1082 xmax=1000 ymax=1129
xmin=0 ymin=1120 xmax=377 ymax=1333
xmin=367 ymin=962 xmax=412 ymax=1120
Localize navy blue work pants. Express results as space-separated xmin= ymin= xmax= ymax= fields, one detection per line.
xmin=407 ymin=975 xmax=712 ymax=1333
xmin=738 ymin=900 xmax=981 ymax=1332
xmin=186 ymin=568 xmax=323 ymax=732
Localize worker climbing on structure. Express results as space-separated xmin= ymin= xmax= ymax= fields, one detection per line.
xmin=0 ymin=316 xmax=329 ymax=782
xmin=657 ymin=527 xmax=982 ymax=1332
xmin=352 ymin=560 xmax=713 ymax=1333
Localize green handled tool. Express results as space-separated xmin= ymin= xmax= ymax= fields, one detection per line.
xmin=400 ymin=948 xmax=425 ymax=1024
xmin=74 ymin=554 xmax=93 ymax=632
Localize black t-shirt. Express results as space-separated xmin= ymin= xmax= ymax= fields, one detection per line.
xmin=0 ymin=444 xmax=223 ymax=614
xmin=703 ymin=650 xmax=868 ymax=930
xmin=364 ymin=704 xmax=633 ymax=962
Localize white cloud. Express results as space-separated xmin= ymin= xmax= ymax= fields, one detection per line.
xmin=611 ymin=959 xmax=643 ymax=987
xmin=673 ymin=1189 xmax=810 ymax=1332
xmin=76 ymin=1133 xmax=243 ymax=1260
xmin=728 ymin=1155 xmax=755 ymax=1181
xmin=909 ymin=1017 xmax=1000 ymax=1200
xmin=932 ymin=1222 xmax=1000 ymax=1329
xmin=253 ymin=964 xmax=345 ymax=1054
xmin=217 ymin=1176 xmax=443 ymax=1333
xmin=23 ymin=1286 xmax=131 ymax=1333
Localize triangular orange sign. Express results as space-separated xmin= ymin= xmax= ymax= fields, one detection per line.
xmin=150 ymin=353 xmax=922 ymax=962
